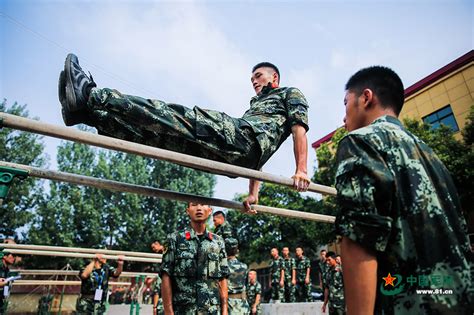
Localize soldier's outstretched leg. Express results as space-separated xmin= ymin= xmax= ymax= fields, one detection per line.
xmin=59 ymin=53 xmax=261 ymax=169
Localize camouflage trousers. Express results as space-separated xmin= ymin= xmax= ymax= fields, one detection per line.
xmin=283 ymin=281 xmax=295 ymax=302
xmin=75 ymin=297 xmax=106 ymax=315
xmin=0 ymin=298 xmax=8 ymax=315
xmin=270 ymin=283 xmax=284 ymax=302
xmin=329 ymin=304 xmax=346 ymax=315
xmin=295 ymin=282 xmax=312 ymax=302
xmin=87 ymin=88 xmax=262 ymax=170
xmin=248 ymin=304 xmax=262 ymax=315
xmin=228 ymin=298 xmax=249 ymax=314
xmin=173 ymin=304 xmax=221 ymax=315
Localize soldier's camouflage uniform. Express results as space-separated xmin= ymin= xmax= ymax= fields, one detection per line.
xmin=227 ymin=257 xmax=250 ymax=314
xmin=335 ymin=115 xmax=474 ymax=315
xmin=318 ymin=259 xmax=329 ymax=289
xmin=87 ymin=85 xmax=309 ymax=170
xmin=161 ymin=228 xmax=229 ymax=314
xmin=0 ymin=263 xmax=11 ymax=315
xmin=282 ymin=256 xmax=296 ymax=302
xmin=247 ymin=280 xmax=262 ymax=315
xmin=269 ymin=256 xmax=285 ymax=302
xmin=152 ymin=273 xmax=164 ymax=315
xmin=324 ymin=265 xmax=345 ymax=315
xmin=213 ymin=221 xmax=235 ymax=242
xmin=295 ymin=255 xmax=312 ymax=302
xmin=75 ymin=264 xmax=117 ymax=315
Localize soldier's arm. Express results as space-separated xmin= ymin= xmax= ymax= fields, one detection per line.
xmin=243 ymin=179 xmax=260 ymax=212
xmin=322 ymin=286 xmax=329 ymax=313
xmin=254 ymin=293 xmax=261 ymax=309
xmin=113 ymin=255 xmax=124 ymax=277
xmin=291 ymin=125 xmax=310 ymax=192
xmin=161 ymin=273 xmax=174 ymax=315
xmin=280 ymin=268 xmax=285 ymax=287
xmin=80 ymin=260 xmax=96 ymax=279
xmin=341 ymin=237 xmax=377 ymax=315
xmin=292 ymin=268 xmax=296 ymax=284
xmin=218 ymin=278 xmax=228 ymax=315
xmin=305 ymin=263 xmax=311 ymax=284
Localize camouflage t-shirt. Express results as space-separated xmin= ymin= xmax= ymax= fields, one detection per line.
xmin=282 ymin=257 xmax=296 ymax=281
xmin=335 ymin=115 xmax=473 ymax=314
xmin=227 ymin=258 xmax=248 ymax=294
xmin=247 ymin=281 xmax=262 ymax=307
xmin=269 ymin=256 xmax=284 ymax=284
xmin=324 ymin=266 xmax=345 ymax=309
xmin=295 ymin=256 xmax=311 ymax=283
xmin=244 ymin=86 xmax=309 ymax=169
xmin=213 ymin=221 xmax=235 ymax=241
xmin=161 ymin=228 xmax=229 ymax=310
xmin=79 ymin=264 xmax=117 ymax=300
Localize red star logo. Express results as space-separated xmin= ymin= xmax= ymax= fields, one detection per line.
xmin=383 ymin=273 xmax=397 ymax=287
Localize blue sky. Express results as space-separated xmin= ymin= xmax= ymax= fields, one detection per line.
xmin=1 ymin=0 xmax=472 ymax=204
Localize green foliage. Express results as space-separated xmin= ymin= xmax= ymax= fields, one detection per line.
xmin=0 ymin=100 xmax=47 ymax=238
xmin=28 ymin=129 xmax=215 ymax=269
xmin=313 ymin=128 xmax=347 ymax=186
xmin=228 ymin=184 xmax=335 ymax=264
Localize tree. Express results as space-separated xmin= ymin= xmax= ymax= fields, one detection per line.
xmin=0 ymin=100 xmax=47 ymax=239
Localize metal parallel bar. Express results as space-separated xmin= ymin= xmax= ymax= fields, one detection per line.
xmin=0 ymin=161 xmax=336 ymax=223
xmin=6 ymin=249 xmax=162 ymax=264
xmin=0 ymin=113 xmax=337 ymax=196
xmin=1 ymin=243 xmax=162 ymax=259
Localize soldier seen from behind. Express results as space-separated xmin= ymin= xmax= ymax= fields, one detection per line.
xmin=161 ymin=202 xmax=229 ymax=314
xmin=76 ymin=253 xmax=124 ymax=315
xmin=322 ymin=251 xmax=345 ymax=315
xmin=336 ymin=66 xmax=473 ymax=314
xmin=225 ymin=238 xmax=250 ymax=314
xmin=294 ymin=247 xmax=312 ymax=302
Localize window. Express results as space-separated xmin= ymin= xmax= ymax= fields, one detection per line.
xmin=422 ymin=105 xmax=459 ymax=132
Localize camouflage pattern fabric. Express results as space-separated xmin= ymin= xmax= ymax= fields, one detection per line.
xmin=152 ymin=274 xmax=164 ymax=315
xmin=318 ymin=260 xmax=329 ymax=288
xmin=269 ymin=256 xmax=285 ymax=301
xmin=214 ymin=221 xmax=235 ymax=241
xmin=247 ymin=281 xmax=262 ymax=315
xmin=37 ymin=294 xmax=53 ymax=315
xmin=87 ymin=85 xmax=308 ymax=170
xmin=324 ymin=266 xmax=345 ymax=314
xmin=282 ymin=257 xmax=296 ymax=302
xmin=0 ymin=264 xmax=10 ymax=315
xmin=160 ymin=228 xmax=229 ymax=314
xmin=295 ymin=255 xmax=312 ymax=302
xmin=78 ymin=264 xmax=116 ymax=299
xmin=227 ymin=257 xmax=250 ymax=314
xmin=335 ymin=115 xmax=473 ymax=314
xmin=75 ymin=297 xmax=106 ymax=315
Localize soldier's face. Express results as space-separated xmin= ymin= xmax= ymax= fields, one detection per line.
xmin=270 ymin=248 xmax=278 ymax=258
xmin=251 ymin=67 xmax=278 ymax=94
xmin=336 ymin=256 xmax=342 ymax=265
xmin=249 ymin=271 xmax=257 ymax=282
xmin=326 ymin=257 xmax=337 ymax=267
xmin=187 ymin=203 xmax=212 ymax=223
xmin=320 ymin=251 xmax=326 ymax=259
xmin=282 ymin=248 xmax=289 ymax=257
xmin=213 ymin=214 xmax=225 ymax=227
xmin=151 ymin=242 xmax=163 ymax=253
xmin=343 ymin=90 xmax=367 ymax=132
xmin=3 ymin=254 xmax=15 ymax=265
xmin=296 ymin=248 xmax=303 ymax=257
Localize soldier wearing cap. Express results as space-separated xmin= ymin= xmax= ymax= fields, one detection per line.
xmin=247 ymin=270 xmax=262 ymax=315
xmin=161 ymin=202 xmax=229 ymax=315
xmin=268 ymin=248 xmax=284 ymax=302
xmin=213 ymin=210 xmax=235 ymax=242
xmin=76 ymin=253 xmax=124 ymax=314
xmin=294 ymin=247 xmax=312 ymax=302
xmin=0 ymin=249 xmax=15 ymax=315
xmin=281 ymin=247 xmax=296 ymax=303
xmin=225 ymin=238 xmax=249 ymax=314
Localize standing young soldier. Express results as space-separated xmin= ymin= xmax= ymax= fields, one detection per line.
xmin=76 ymin=253 xmax=124 ymax=314
xmin=336 ymin=66 xmax=473 ymax=314
xmin=268 ymin=248 xmax=284 ymax=302
xmin=322 ymin=252 xmax=345 ymax=315
xmin=281 ymin=247 xmax=296 ymax=302
xmin=247 ymin=270 xmax=262 ymax=315
xmin=294 ymin=247 xmax=312 ymax=302
xmin=225 ymin=238 xmax=249 ymax=314
xmin=161 ymin=203 xmax=229 ymax=314
xmin=0 ymin=250 xmax=15 ymax=315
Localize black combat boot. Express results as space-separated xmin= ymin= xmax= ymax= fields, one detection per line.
xmin=58 ymin=53 xmax=96 ymax=126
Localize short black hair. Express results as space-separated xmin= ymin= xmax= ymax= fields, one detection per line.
xmin=252 ymin=62 xmax=280 ymax=82
xmin=320 ymin=249 xmax=327 ymax=253
xmin=325 ymin=251 xmax=336 ymax=259
xmin=345 ymin=66 xmax=405 ymax=115
xmin=212 ymin=210 xmax=225 ymax=217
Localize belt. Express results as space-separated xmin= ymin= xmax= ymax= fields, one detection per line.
xmin=228 ymin=292 xmax=247 ymax=300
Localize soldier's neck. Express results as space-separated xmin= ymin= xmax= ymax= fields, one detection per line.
xmin=190 ymin=221 xmax=206 ymax=235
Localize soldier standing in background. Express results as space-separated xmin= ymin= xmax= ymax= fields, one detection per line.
xmin=281 ymin=247 xmax=296 ymax=303
xmin=294 ymin=247 xmax=312 ymax=302
xmin=322 ymin=252 xmax=345 ymax=315
xmin=150 ymin=241 xmax=164 ymax=315
xmin=268 ymin=248 xmax=284 ymax=303
xmin=0 ymin=249 xmax=16 ymax=315
xmin=317 ymin=249 xmax=328 ymax=289
xmin=247 ymin=270 xmax=262 ymax=315
xmin=161 ymin=203 xmax=229 ymax=314
xmin=76 ymin=253 xmax=124 ymax=315
xmin=213 ymin=210 xmax=234 ymax=241
xmin=225 ymin=238 xmax=249 ymax=314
